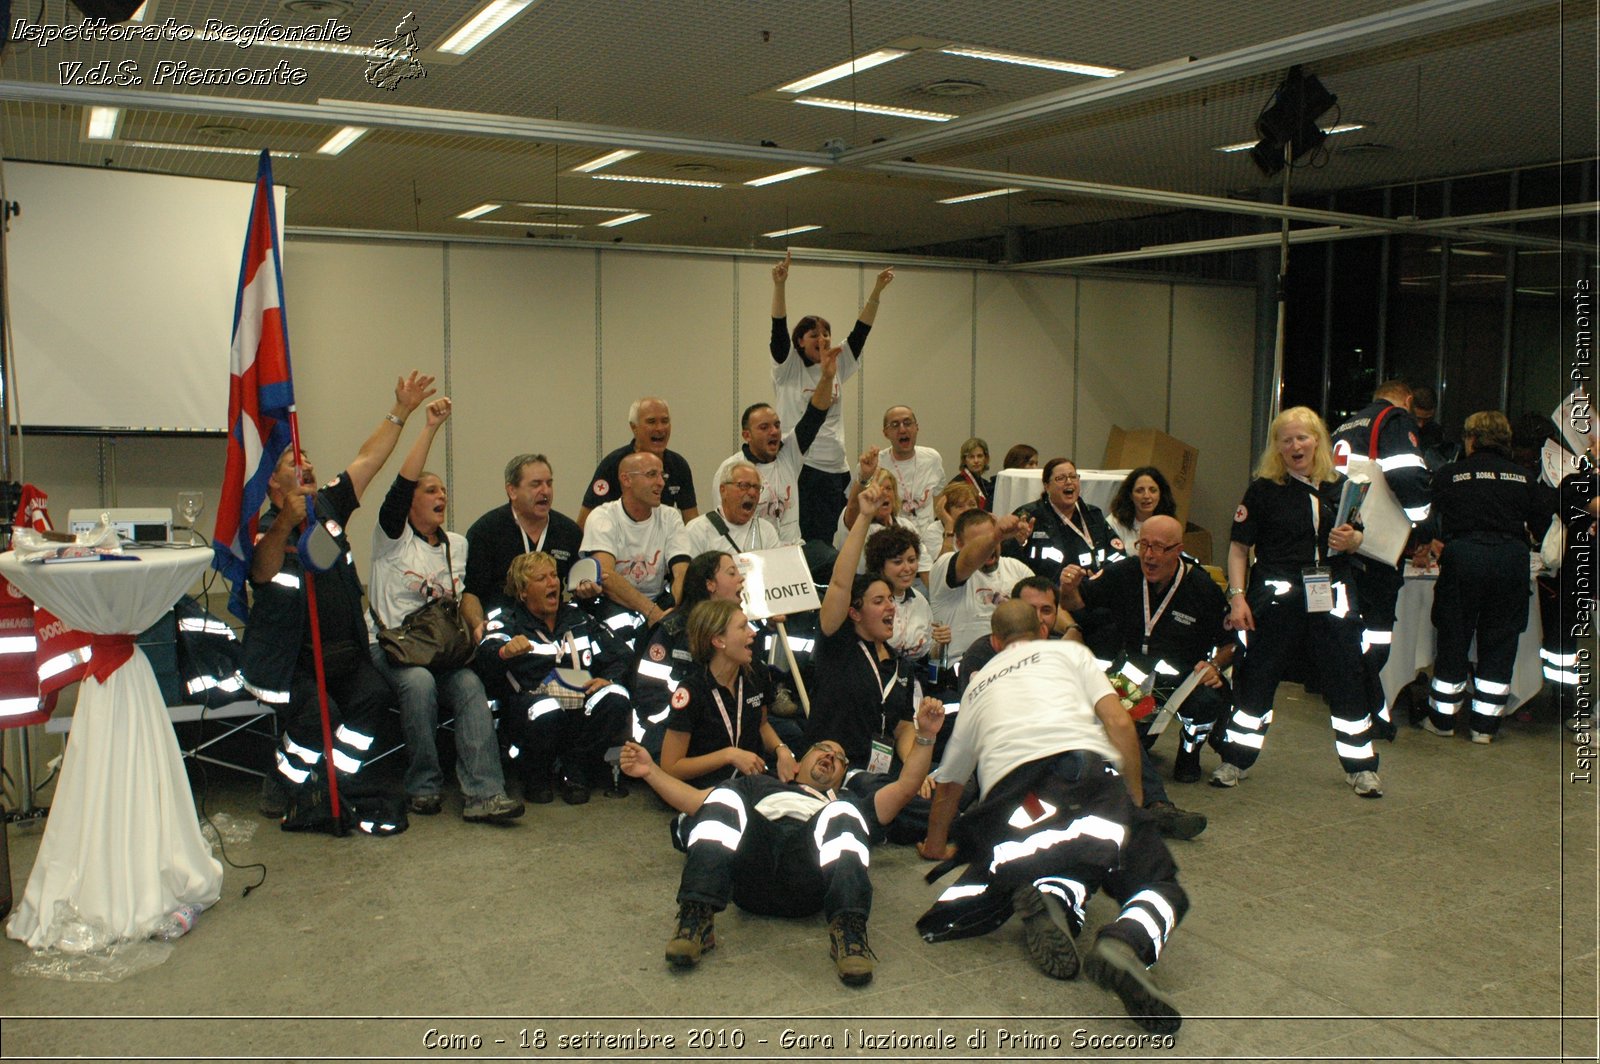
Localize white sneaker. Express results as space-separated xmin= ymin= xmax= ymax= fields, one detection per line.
xmin=1469 ymin=731 xmax=1493 ymax=745
xmin=1346 ymin=770 xmax=1383 ymax=798
xmin=1422 ymin=718 xmax=1455 ymax=738
xmin=1209 ymin=763 xmax=1247 ymax=788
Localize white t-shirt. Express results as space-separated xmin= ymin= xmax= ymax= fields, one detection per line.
xmin=834 ymin=512 xmax=932 ymax=575
xmin=930 ymin=551 xmax=1034 ymax=654
xmin=580 ymin=501 xmax=689 ymax=600
xmin=369 ymin=523 xmax=469 ymax=630
xmin=773 ymin=344 xmax=860 ymax=474
xmin=1106 ymin=515 xmax=1139 ymax=555
xmin=879 ymin=446 xmax=946 ymax=561
xmin=682 ymin=508 xmax=782 ymax=557
xmin=935 ymin=639 xmax=1122 ymax=798
xmin=890 ymin=585 xmax=934 ymax=661
xmin=717 ymin=447 xmax=803 ymax=546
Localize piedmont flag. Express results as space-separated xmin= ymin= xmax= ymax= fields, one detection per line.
xmin=212 ymin=151 xmax=295 ymax=621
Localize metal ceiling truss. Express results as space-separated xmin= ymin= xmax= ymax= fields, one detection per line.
xmin=0 ymin=0 xmax=1576 ymax=268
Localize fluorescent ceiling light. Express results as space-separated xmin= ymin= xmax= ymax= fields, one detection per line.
xmin=190 ymin=29 xmax=373 ymax=57
xmin=940 ymin=45 xmax=1122 ymax=78
xmin=316 ymin=126 xmax=369 ymax=155
xmin=473 ymin=219 xmax=584 ymax=228
xmin=591 ymin=174 xmax=723 ymax=188
xmin=122 ymin=141 xmax=300 ymax=158
xmin=85 ymin=106 xmax=120 ymax=140
xmin=598 ymin=212 xmax=650 ymax=228
xmin=777 ymin=49 xmax=910 ymax=94
xmin=795 ymin=97 xmax=954 ymax=122
xmin=571 ymin=149 xmax=639 ymax=173
xmin=517 ymin=201 xmax=634 ymax=213
xmin=457 ymin=203 xmax=500 ymax=220
xmin=1214 ymin=123 xmax=1365 ymax=152
xmin=745 ymin=166 xmax=825 ymax=187
xmin=939 ymin=187 xmax=1022 ymax=204
xmin=435 ymin=0 xmax=537 ymax=55
xmin=762 ymin=224 xmax=822 ymax=238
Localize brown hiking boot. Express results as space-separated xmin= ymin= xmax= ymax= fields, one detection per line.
xmin=828 ymin=911 xmax=876 ymax=986
xmin=665 ymin=903 xmax=715 ymax=968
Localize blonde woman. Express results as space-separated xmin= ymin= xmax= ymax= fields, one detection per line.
xmin=1211 ymin=407 xmax=1379 ymax=798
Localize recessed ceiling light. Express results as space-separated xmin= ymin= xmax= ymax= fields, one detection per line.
xmin=1215 ymin=123 xmax=1365 ymax=152
xmin=938 ymin=187 xmax=1021 ymax=204
xmin=1028 ymin=197 xmax=1072 ymax=207
xmin=435 ymin=0 xmax=539 ymax=56
xmin=591 ymin=174 xmax=723 ymax=188
xmin=599 ymin=212 xmax=650 ymax=228
xmin=571 ymin=149 xmax=639 ymax=173
xmin=85 ymin=106 xmax=120 ymax=140
xmin=941 ymin=45 xmax=1122 ymax=78
xmin=457 ymin=203 xmax=500 ymax=220
xmin=745 ymin=166 xmax=824 ymax=187
xmin=316 ymin=126 xmax=368 ymax=155
xmin=777 ymin=49 xmax=910 ymax=94
xmin=920 ymin=79 xmax=988 ymax=97
xmin=281 ymin=0 xmax=351 ymax=15
xmin=672 ymin=163 xmax=718 ymax=174
xmin=196 ymin=123 xmax=248 ymax=139
xmin=794 ymin=97 xmax=954 ymax=122
xmin=122 ymin=141 xmax=301 ymax=158
xmin=763 ymin=224 xmax=822 ymax=238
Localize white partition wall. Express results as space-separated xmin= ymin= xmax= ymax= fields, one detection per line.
xmin=15 ymin=237 xmax=1257 ymax=600
xmin=973 ymin=274 xmax=1078 ymax=465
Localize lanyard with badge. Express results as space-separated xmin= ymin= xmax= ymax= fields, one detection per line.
xmin=709 ymin=674 xmax=744 ymax=750
xmin=1299 ymin=481 xmax=1334 ymax=613
xmin=517 ymin=521 xmax=548 ymax=556
xmin=1142 ymin=563 xmax=1185 ymax=655
xmin=859 ymin=642 xmax=899 ymax=774
xmin=1060 ymin=504 xmax=1096 ymax=567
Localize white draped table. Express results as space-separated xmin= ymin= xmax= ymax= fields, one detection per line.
xmin=2 ymin=546 xmax=223 ymax=949
xmin=992 ymin=467 xmax=1128 ymax=518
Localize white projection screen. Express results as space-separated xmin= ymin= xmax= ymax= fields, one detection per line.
xmin=5 ymin=161 xmax=286 ymax=433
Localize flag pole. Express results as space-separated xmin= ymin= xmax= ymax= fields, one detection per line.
xmin=261 ymin=149 xmax=341 ymax=831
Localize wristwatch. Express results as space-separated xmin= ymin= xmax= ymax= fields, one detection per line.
xmin=914 ymin=735 xmax=936 ymax=747
xmin=1225 ymin=586 xmax=1245 ymax=600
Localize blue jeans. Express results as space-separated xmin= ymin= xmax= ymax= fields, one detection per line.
xmin=368 ymin=645 xmax=506 ymax=800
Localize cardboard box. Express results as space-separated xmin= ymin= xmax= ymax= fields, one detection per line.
xmin=1183 ymin=523 xmax=1213 ymax=567
xmin=1103 ymin=426 xmax=1200 ymax=526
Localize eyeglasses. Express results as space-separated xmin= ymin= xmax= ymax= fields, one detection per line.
xmin=1134 ymin=539 xmax=1182 ymax=556
xmin=727 ymin=481 xmax=763 ymax=493
xmin=886 ymin=418 xmax=918 ymax=429
xmin=806 ymin=743 xmax=849 ymax=768
xmin=1050 ymin=473 xmax=1080 ymax=484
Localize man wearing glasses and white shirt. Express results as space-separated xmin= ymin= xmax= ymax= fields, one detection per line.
xmin=682 ymin=461 xmax=783 ymax=559
xmin=1060 ymin=516 xmax=1233 ymax=791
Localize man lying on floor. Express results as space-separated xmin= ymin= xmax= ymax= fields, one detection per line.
xmin=617 ymin=696 xmax=945 ymax=986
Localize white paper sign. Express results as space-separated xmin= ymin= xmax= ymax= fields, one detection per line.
xmin=734 ymin=545 xmax=820 ymax=620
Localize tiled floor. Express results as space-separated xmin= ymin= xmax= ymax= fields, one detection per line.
xmin=2 ymin=683 xmax=1595 ymax=1062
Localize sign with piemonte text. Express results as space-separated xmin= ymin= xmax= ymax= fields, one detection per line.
xmin=734 ymin=546 xmax=819 ymax=620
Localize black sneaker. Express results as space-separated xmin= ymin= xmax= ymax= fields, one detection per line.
xmin=828 ymin=911 xmax=876 ymax=986
xmin=665 ymin=902 xmax=716 ymax=968
xmin=561 ymin=779 xmax=591 ymax=805
xmin=1013 ymin=884 xmax=1079 ymax=979
xmin=407 ymin=794 xmax=443 ymax=816
xmin=1145 ymin=800 xmax=1207 ymax=840
xmin=1084 ymin=936 xmax=1182 ymax=1034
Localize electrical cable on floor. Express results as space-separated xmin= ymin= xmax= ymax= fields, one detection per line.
xmin=193 ymin=706 xmax=269 ymax=898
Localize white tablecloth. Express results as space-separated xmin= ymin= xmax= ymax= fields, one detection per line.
xmin=1 ymin=546 xmax=222 ymax=949
xmin=993 ymin=467 xmax=1128 ymax=518
xmin=1379 ymin=565 xmax=1545 ymax=712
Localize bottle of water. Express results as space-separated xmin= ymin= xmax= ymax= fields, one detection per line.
xmin=152 ymin=903 xmax=203 ymax=941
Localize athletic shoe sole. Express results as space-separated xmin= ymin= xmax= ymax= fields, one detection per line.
xmin=1013 ymin=885 xmax=1079 ymax=980
xmin=1084 ymin=938 xmax=1182 ymax=1035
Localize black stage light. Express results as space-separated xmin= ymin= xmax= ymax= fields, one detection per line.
xmin=1251 ymin=65 xmax=1336 ymax=177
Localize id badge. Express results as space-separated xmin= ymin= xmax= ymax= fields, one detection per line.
xmin=1302 ymin=566 xmax=1333 ymax=613
xmin=868 ymin=739 xmax=893 ymax=775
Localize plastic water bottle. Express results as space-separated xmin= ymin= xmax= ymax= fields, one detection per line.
xmin=152 ymin=903 xmax=203 ymax=941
